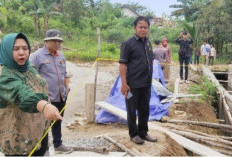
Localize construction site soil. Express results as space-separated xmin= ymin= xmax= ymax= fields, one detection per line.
xmin=60 ymin=61 xmax=224 ymax=156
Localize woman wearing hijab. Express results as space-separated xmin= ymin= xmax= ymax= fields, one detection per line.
xmin=161 ymin=38 xmax=172 ymax=82
xmin=0 ymin=33 xmax=62 ymax=156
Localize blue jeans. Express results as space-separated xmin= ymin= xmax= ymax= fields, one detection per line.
xmin=190 ymin=54 xmax=193 ymax=64
xmin=194 ymin=55 xmax=199 ymax=65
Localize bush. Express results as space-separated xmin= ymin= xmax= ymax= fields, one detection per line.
xmin=19 ymin=16 xmax=35 ymax=34
xmin=101 ymin=42 xmax=117 ymax=54
xmin=149 ymin=26 xmax=182 ymax=43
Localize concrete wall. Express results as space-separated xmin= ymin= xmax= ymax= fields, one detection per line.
xmin=228 ymin=64 xmax=232 ymax=90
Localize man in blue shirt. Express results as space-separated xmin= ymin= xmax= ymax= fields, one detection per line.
xmin=30 ymin=29 xmax=72 ymax=154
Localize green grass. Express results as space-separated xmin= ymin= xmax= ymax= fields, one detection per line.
xmin=189 ymin=76 xmax=217 ymax=112
xmin=62 ymin=37 xmax=120 ymax=61
xmin=169 ymin=43 xmax=179 ymax=62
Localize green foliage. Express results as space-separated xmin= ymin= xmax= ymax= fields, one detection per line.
xmin=189 ymin=76 xmax=217 ymax=111
xmin=169 ymin=44 xmax=180 ymax=62
xmin=149 ymin=26 xmax=182 ymax=43
xmin=125 ymin=2 xmax=146 ymax=15
xmin=63 ymin=38 xmax=120 ymax=61
xmin=0 ymin=0 xmax=231 ymax=65
xmin=62 ymin=0 xmax=86 ymax=26
xmin=101 ymin=43 xmax=117 ymax=54
xmin=19 ymin=16 xmax=34 ymax=33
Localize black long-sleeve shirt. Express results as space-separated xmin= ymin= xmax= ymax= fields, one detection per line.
xmin=176 ymin=38 xmax=193 ymax=57
xmin=119 ymin=35 xmax=154 ymax=88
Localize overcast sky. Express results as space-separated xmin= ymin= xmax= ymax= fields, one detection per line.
xmin=109 ymin=0 xmax=179 ymax=17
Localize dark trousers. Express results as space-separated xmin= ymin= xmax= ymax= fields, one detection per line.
xmin=5 ymin=135 xmax=48 ymax=156
xmin=179 ymin=55 xmax=190 ymax=80
xmin=51 ymin=99 xmax=66 ymax=148
xmin=125 ymin=86 xmax=151 ymax=138
xmin=194 ymin=55 xmax=199 ymax=65
xmin=190 ymin=54 xmax=193 ymax=64
xmin=208 ymin=56 xmax=214 ymax=65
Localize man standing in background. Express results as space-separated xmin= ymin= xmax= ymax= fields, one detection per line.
xmin=161 ymin=38 xmax=171 ymax=82
xmin=153 ymin=40 xmax=166 ymax=71
xmin=30 ymin=29 xmax=73 ymax=154
xmin=176 ymin=31 xmax=193 ymax=84
xmin=194 ymin=44 xmax=200 ymax=65
xmin=209 ymin=44 xmax=216 ymax=66
xmin=201 ymin=40 xmax=211 ymax=65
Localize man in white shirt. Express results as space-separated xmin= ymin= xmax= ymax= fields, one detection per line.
xmin=201 ymin=40 xmax=211 ymax=65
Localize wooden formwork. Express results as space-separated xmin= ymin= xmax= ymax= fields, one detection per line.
xmin=202 ymin=65 xmax=232 ymax=125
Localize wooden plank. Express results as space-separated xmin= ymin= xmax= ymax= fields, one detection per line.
xmin=218 ymin=92 xmax=224 ymax=120
xmin=174 ymin=78 xmax=180 ymax=104
xmin=228 ymin=64 xmax=232 ymax=90
xmin=161 ymin=94 xmax=202 ymax=104
xmin=166 ymin=119 xmax=232 ymax=132
xmin=168 ymin=94 xmax=202 ymax=98
xmin=104 ymin=135 xmax=147 ymax=156
xmin=222 ymin=95 xmax=232 ymax=125
xmin=96 ymin=101 xmax=225 ymax=156
xmin=97 ymin=101 xmax=127 ymax=120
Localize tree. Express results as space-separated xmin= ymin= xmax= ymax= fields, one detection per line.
xmin=126 ymin=2 xmax=146 ymax=15
xmin=196 ymin=1 xmax=230 ymax=54
xmin=0 ymin=0 xmax=24 ymax=32
xmin=169 ymin=0 xmax=201 ymax=21
xmin=34 ymin=0 xmax=62 ymax=35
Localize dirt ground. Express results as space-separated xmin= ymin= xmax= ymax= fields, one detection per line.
xmin=61 ymin=61 xmax=223 ymax=156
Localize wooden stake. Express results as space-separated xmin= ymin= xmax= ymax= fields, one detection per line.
xmin=85 ymin=83 xmax=95 ymax=123
xmin=222 ymin=94 xmax=232 ymax=125
xmin=94 ymin=27 xmax=101 ymax=107
xmin=218 ymin=92 xmax=224 ymax=120
xmin=174 ymin=78 xmax=180 ymax=104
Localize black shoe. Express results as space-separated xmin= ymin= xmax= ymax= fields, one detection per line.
xmin=141 ymin=135 xmax=157 ymax=142
xmin=130 ymin=135 xmax=144 ymax=144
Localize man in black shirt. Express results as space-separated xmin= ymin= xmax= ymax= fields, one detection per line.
xmin=119 ymin=16 xmax=157 ymax=144
xmin=176 ymin=31 xmax=193 ymax=84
